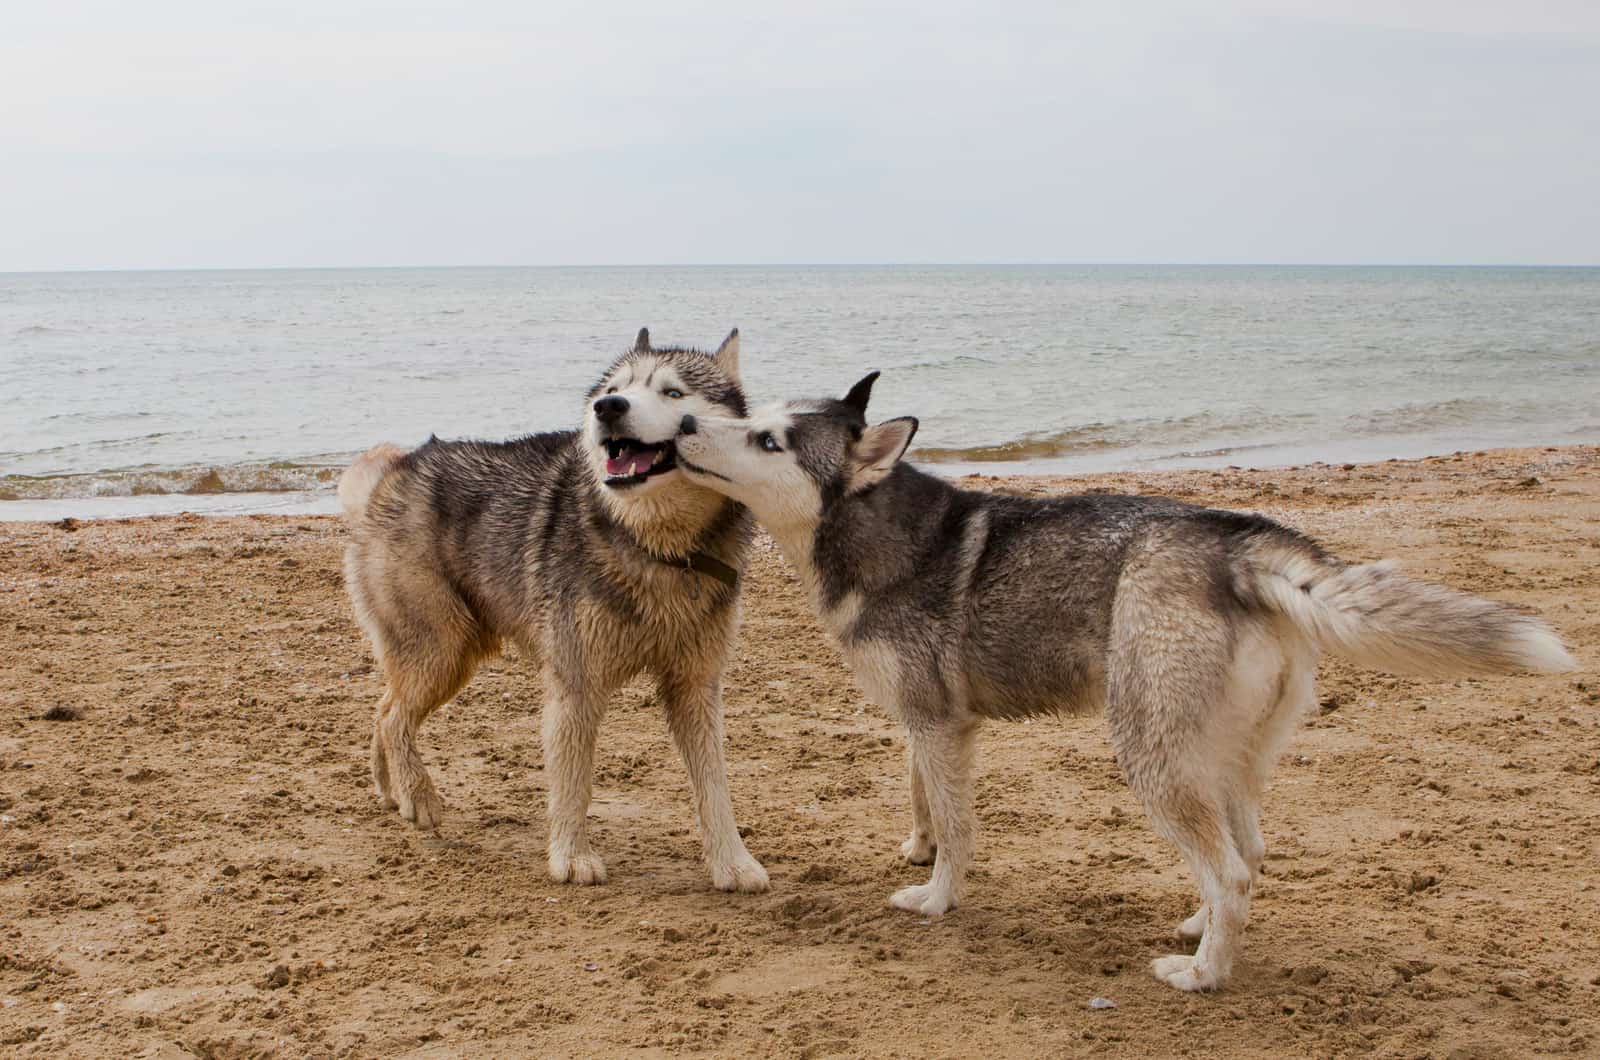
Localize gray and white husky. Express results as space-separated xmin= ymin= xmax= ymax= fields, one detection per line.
xmin=673 ymin=373 xmax=1575 ymax=990
xmin=339 ymin=329 xmax=768 ymax=893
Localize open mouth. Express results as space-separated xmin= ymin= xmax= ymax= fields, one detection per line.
xmin=602 ymin=437 xmax=677 ymax=487
xmin=674 ymin=453 xmax=731 ymax=483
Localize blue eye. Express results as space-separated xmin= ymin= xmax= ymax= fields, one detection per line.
xmin=664 ymin=388 xmax=684 ymax=399
xmin=757 ymin=432 xmax=781 ymax=453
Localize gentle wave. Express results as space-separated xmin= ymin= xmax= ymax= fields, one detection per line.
xmin=912 ymin=410 xmax=1265 ymax=464
xmin=0 ymin=462 xmax=343 ymax=501
xmin=1348 ymin=396 xmax=1518 ymax=434
xmin=915 ymin=429 xmax=1120 ymax=463
xmin=912 ymin=395 xmax=1560 ymax=465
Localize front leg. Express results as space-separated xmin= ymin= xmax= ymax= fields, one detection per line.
xmin=543 ymin=672 xmax=609 ymax=885
xmin=660 ymin=673 xmax=768 ymax=893
xmin=890 ymin=718 xmax=979 ymax=917
xmin=900 ymin=748 xmax=937 ymax=865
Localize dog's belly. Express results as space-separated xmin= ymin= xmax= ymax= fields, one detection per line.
xmin=969 ymin=615 xmax=1107 ymax=717
xmin=959 ymin=592 xmax=1111 ymax=720
xmin=837 ymin=611 xmax=1108 ymax=722
xmin=966 ymin=658 xmax=1106 ymax=721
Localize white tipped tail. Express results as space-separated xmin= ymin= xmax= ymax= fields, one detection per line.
xmin=1250 ymin=548 xmax=1576 ymax=678
xmin=338 ymin=443 xmax=407 ymax=520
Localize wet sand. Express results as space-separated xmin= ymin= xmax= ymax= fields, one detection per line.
xmin=2 ymin=445 xmax=1597 ymax=1057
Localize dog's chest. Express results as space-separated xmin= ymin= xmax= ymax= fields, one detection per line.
xmin=836 ymin=635 xmax=906 ymax=714
xmin=636 ymin=566 xmax=738 ymax=651
xmin=815 ymin=591 xmax=909 ymax=713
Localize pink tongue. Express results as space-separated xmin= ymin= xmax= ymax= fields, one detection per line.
xmin=606 ymin=451 xmax=655 ymax=477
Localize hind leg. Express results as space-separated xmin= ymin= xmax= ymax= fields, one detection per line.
xmin=1178 ymin=651 xmax=1314 ymax=940
xmin=1144 ymin=786 xmax=1254 ymax=991
xmin=1178 ymin=795 xmax=1262 ymax=941
xmin=349 ymin=538 xmax=484 ymax=830
xmin=1175 ymin=902 xmax=1210 ymax=943
xmin=1177 ymin=785 xmax=1265 ymax=942
xmin=373 ymin=650 xmax=479 ymax=830
xmin=1107 ymin=576 xmax=1272 ymax=991
xmin=900 ymin=750 xmax=937 ymax=865
xmin=370 ymin=692 xmax=398 ymax=810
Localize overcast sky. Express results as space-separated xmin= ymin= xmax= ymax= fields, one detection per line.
xmin=4 ymin=1 xmax=1598 ymax=270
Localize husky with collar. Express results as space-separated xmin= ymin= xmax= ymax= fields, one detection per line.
xmin=339 ymin=328 xmax=767 ymax=893
xmin=673 ymin=373 xmax=1574 ymax=989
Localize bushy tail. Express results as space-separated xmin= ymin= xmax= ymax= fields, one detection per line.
xmin=1247 ymin=540 xmax=1576 ymax=677
xmin=338 ymin=443 xmax=408 ymax=520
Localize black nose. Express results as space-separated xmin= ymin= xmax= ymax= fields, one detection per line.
xmin=679 ymin=414 xmax=697 ymax=435
xmin=593 ymin=395 xmax=629 ymax=423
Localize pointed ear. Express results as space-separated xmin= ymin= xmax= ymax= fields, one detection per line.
xmin=633 ymin=327 xmax=651 ymax=353
xmin=849 ymin=417 xmax=918 ymax=492
xmin=713 ymin=328 xmax=740 ymax=380
xmin=842 ymin=371 xmax=880 ymax=416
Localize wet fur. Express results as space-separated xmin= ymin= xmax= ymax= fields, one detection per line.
xmin=340 ymin=331 xmax=768 ymax=893
xmin=674 ymin=386 xmax=1576 ymax=990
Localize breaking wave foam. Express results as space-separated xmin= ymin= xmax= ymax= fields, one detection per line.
xmin=0 ymin=462 xmax=344 ymax=502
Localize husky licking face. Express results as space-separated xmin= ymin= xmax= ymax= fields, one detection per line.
xmin=584 ymin=328 xmax=747 ymax=495
xmin=674 ymin=371 xmax=918 ymax=534
xmin=677 ymin=370 xmax=1577 ymax=994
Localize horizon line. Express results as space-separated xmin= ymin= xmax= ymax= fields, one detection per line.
xmin=5 ymin=260 xmax=1600 ymax=276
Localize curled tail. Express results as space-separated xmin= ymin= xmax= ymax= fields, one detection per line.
xmin=1246 ymin=537 xmax=1576 ymax=677
xmin=338 ymin=443 xmax=408 ymax=520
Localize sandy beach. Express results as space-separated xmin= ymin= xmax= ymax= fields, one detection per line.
xmin=2 ymin=445 xmax=1597 ymax=1058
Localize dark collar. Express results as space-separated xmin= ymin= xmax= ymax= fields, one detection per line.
xmin=677 ymin=549 xmax=739 ymax=589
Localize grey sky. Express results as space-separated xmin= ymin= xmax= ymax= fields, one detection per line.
xmin=4 ymin=1 xmax=1598 ymax=270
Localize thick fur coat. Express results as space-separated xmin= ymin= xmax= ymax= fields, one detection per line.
xmin=673 ymin=372 xmax=1575 ymax=989
xmin=340 ymin=329 xmax=768 ymax=892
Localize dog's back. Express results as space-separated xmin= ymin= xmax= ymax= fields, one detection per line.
xmin=825 ymin=477 xmax=1315 ymax=721
xmin=341 ymin=432 xmax=574 ymax=528
xmin=832 ymin=469 xmax=1572 ymax=722
xmin=341 ymin=432 xmax=582 ymax=655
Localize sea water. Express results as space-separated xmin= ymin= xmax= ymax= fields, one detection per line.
xmin=2 ymin=265 xmax=1597 ymax=519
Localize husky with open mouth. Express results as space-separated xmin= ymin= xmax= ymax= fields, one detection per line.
xmin=673 ymin=373 xmax=1575 ymax=989
xmin=338 ymin=328 xmax=767 ymax=893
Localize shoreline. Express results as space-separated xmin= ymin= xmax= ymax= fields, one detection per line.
xmin=3 ymin=438 xmax=1594 ymax=522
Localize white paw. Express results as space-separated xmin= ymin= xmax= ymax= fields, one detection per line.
xmin=1176 ymin=904 xmax=1209 ymax=942
xmin=709 ymin=853 xmax=770 ymax=893
xmin=548 ymin=847 xmax=608 ymax=885
xmin=396 ymin=779 xmax=444 ymax=830
xmin=888 ymin=882 xmax=956 ymax=917
xmin=899 ymin=832 xmax=936 ymax=865
xmin=1152 ymin=953 xmax=1222 ymax=992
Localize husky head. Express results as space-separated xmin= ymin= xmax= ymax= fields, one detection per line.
xmin=673 ymin=371 xmax=918 ymax=532
xmin=584 ymin=327 xmax=747 ymax=498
